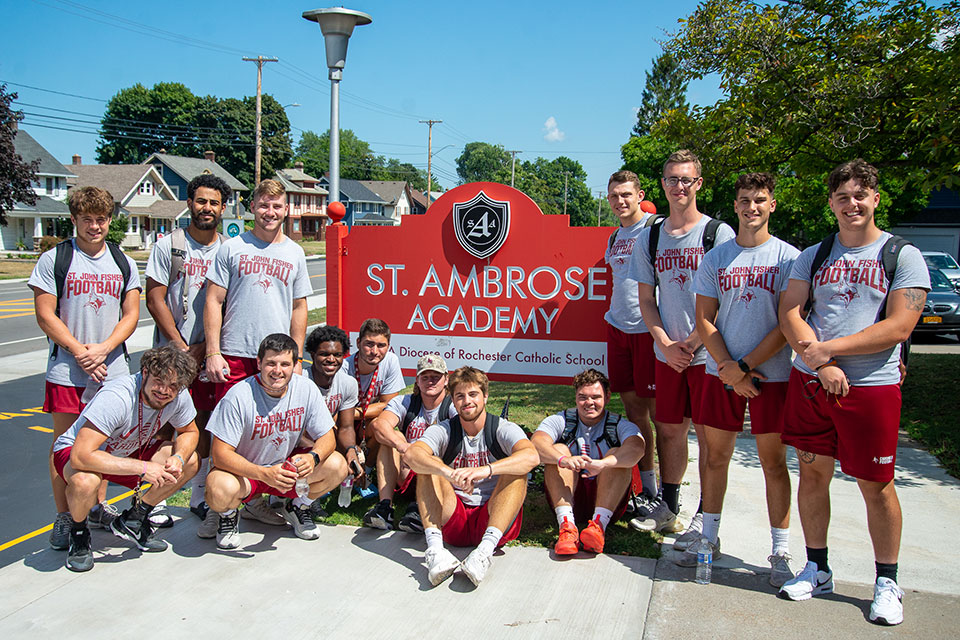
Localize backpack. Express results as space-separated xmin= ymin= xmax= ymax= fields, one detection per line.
xmin=401 ymin=393 xmax=453 ymax=439
xmin=52 ymin=239 xmax=132 ymax=360
xmin=560 ymin=409 xmax=623 ymax=451
xmin=155 ymin=227 xmax=227 ymax=344
xmin=607 ymin=212 xmax=666 ymax=252
xmin=806 ymin=232 xmax=914 ymax=365
xmin=647 ymin=216 xmax=724 ymax=270
xmin=441 ymin=412 xmax=507 ymax=466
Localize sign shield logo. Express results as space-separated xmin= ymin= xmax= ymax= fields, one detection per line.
xmin=452 ymin=191 xmax=510 ymax=259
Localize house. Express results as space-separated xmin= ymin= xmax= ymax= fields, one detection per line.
xmin=891 ymin=187 xmax=960 ymax=259
xmin=358 ymin=180 xmax=414 ymax=225
xmin=143 ymin=150 xmax=247 ymax=224
xmin=318 ymin=176 xmax=387 ymax=227
xmin=4 ymin=128 xmax=75 ymax=251
xmin=275 ymin=162 xmax=328 ymax=240
xmin=408 ymin=189 xmax=429 ymax=215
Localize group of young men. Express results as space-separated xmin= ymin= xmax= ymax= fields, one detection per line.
xmin=603 ymin=153 xmax=927 ymax=626
xmin=30 ymin=151 xmax=927 ymax=621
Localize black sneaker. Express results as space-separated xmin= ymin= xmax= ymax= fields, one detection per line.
xmin=397 ymin=503 xmax=424 ymax=533
xmin=190 ymin=502 xmax=210 ymax=520
xmin=362 ymin=499 xmax=394 ymax=530
xmin=65 ymin=527 xmax=94 ymax=572
xmin=308 ymin=498 xmax=329 ymax=521
xmin=110 ymin=508 xmax=169 ymax=552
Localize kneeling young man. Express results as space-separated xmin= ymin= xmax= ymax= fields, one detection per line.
xmin=52 ymin=346 xmax=200 ymax=572
xmin=532 ymin=369 xmax=645 ymax=556
xmin=403 ymin=367 xmax=538 ymax=587
xmin=204 ymin=333 xmax=348 ymax=549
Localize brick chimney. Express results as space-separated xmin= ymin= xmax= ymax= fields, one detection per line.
xmin=295 ymin=161 xmax=304 ymax=171
xmin=204 ymin=150 xmax=216 ymax=163
xmin=72 ymin=154 xmax=82 ymax=165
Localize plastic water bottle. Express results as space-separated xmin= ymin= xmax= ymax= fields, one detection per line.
xmin=338 ymin=478 xmax=353 ymax=507
xmin=695 ymin=538 xmax=713 ymax=585
xmin=293 ymin=459 xmax=309 ymax=499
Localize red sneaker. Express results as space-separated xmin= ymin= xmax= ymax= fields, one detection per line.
xmin=554 ymin=519 xmax=580 ymax=555
xmin=580 ymin=517 xmax=605 ymax=554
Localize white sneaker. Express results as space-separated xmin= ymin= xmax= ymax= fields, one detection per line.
xmin=425 ymin=547 xmax=460 ymax=586
xmin=216 ymin=511 xmax=241 ymax=550
xmin=629 ymin=498 xmax=683 ymax=533
xmin=673 ymin=535 xmax=720 ymax=567
xmin=768 ymin=553 xmax=795 ymax=588
xmin=240 ymin=496 xmax=286 ymax=526
xmin=779 ymin=561 xmax=833 ymax=601
xmin=869 ymin=577 xmax=904 ymax=625
xmin=282 ymin=500 xmax=320 ymax=541
xmin=148 ymin=500 xmax=174 ymax=528
xmin=197 ymin=509 xmax=219 ymax=539
xmin=672 ymin=512 xmax=704 ymax=551
xmin=460 ymin=548 xmax=492 ymax=586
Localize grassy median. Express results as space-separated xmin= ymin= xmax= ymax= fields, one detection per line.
xmin=900 ymin=352 xmax=960 ymax=478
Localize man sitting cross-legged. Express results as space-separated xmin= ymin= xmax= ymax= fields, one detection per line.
xmin=52 ymin=346 xmax=200 ymax=572
xmin=203 ymin=333 xmax=349 ymax=549
xmin=531 ymin=369 xmax=645 ymax=556
xmin=403 ymin=366 xmax=538 ymax=587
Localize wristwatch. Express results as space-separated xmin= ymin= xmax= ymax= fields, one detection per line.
xmin=309 ymin=451 xmax=321 ymax=466
xmin=737 ymin=358 xmax=751 ymax=373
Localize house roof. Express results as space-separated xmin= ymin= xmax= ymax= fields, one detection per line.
xmin=12 ymin=194 xmax=71 ymax=215
xmin=70 ymin=164 xmax=176 ymax=203
xmin=13 ymin=129 xmax=75 ymax=178
xmin=125 ymin=200 xmax=189 ymax=218
xmin=354 ymin=212 xmax=396 ymax=225
xmin=358 ymin=181 xmax=407 ymax=206
xmin=408 ymin=189 xmax=430 ymax=210
xmin=143 ymin=153 xmax=248 ymax=192
xmin=319 ymin=176 xmax=386 ymax=204
xmin=275 ymin=169 xmax=328 ymax=195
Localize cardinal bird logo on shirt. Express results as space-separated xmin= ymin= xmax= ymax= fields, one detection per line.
xmin=256 ymin=275 xmax=273 ymax=293
xmin=670 ymin=271 xmax=690 ymax=290
xmin=831 ymin=285 xmax=860 ymax=308
xmin=738 ymin=291 xmax=756 ymax=307
xmin=84 ymin=292 xmax=106 ymax=315
xmin=271 ymin=434 xmax=284 ymax=449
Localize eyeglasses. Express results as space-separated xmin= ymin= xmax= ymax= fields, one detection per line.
xmin=663 ymin=176 xmax=700 ymax=187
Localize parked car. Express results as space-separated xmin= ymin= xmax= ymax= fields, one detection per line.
xmin=921 ymin=251 xmax=960 ymax=286
xmin=913 ymin=268 xmax=960 ymax=336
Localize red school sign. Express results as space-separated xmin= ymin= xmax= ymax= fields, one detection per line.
xmin=325 ymin=182 xmax=614 ymax=383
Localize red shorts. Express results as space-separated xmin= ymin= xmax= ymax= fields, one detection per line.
xmin=54 ymin=441 xmax=166 ymax=489
xmin=782 ymin=370 xmax=901 ymax=482
xmin=606 ymin=324 xmax=656 ymax=397
xmin=544 ymin=475 xmax=631 ymax=524
xmin=698 ymin=375 xmax=788 ymax=435
xmin=654 ymin=362 xmax=706 ymax=425
xmin=442 ymin=495 xmax=523 ymax=548
xmin=213 ymin=355 xmax=260 ymax=403
xmin=43 ymin=381 xmax=85 ymax=415
xmin=190 ymin=376 xmax=217 ymax=413
xmin=242 ymin=447 xmax=310 ymax=502
xmin=397 ymin=469 xmax=417 ymax=499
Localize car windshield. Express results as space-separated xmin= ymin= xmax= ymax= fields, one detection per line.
xmin=929 ymin=269 xmax=955 ymax=291
xmin=924 ymin=254 xmax=960 ymax=270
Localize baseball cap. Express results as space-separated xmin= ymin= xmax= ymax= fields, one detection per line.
xmin=416 ymin=353 xmax=448 ymax=376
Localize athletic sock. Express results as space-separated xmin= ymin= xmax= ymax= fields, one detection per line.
xmin=424 ymin=527 xmax=443 ymax=552
xmin=807 ymin=546 xmax=830 ymax=574
xmin=190 ymin=458 xmax=209 ymax=508
xmin=555 ymin=505 xmax=574 ymax=527
xmin=876 ymin=562 xmax=898 ymax=583
xmin=592 ymin=507 xmax=614 ymax=531
xmin=701 ymin=512 xmax=721 ymax=544
xmin=71 ymin=517 xmax=87 ymax=532
xmin=640 ymin=469 xmax=658 ymax=497
xmin=661 ymin=483 xmax=681 ymax=515
xmin=771 ymin=527 xmax=790 ymax=556
xmin=133 ymin=500 xmax=155 ymax=521
xmin=220 ymin=508 xmax=238 ymax=518
xmin=292 ymin=495 xmax=312 ymax=509
xmin=476 ymin=526 xmax=503 ymax=557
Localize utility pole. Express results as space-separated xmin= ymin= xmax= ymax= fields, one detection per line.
xmin=507 ymin=150 xmax=522 ymax=187
xmin=563 ymin=171 xmax=571 ymax=216
xmin=597 ymin=190 xmax=604 ymax=226
xmin=420 ymin=119 xmax=442 ymax=206
xmin=242 ymin=55 xmax=278 ymax=185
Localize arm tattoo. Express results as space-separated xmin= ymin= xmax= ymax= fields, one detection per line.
xmin=902 ymin=288 xmax=926 ymax=312
xmin=798 ymin=450 xmax=817 ymax=464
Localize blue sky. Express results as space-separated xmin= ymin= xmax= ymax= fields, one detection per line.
xmin=2 ymin=0 xmax=721 ymax=193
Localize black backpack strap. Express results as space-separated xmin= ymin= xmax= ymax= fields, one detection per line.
xmin=702 ymin=218 xmax=723 ymax=253
xmin=438 ymin=395 xmax=453 ymax=422
xmin=878 ymin=235 xmax=913 ymax=368
xmin=804 ymin=233 xmax=837 ymax=315
xmin=483 ymin=412 xmax=507 ymax=461
xmin=50 ymin=240 xmax=75 ymax=358
xmin=643 ymin=213 xmax=665 ymax=228
xmin=401 ymin=393 xmax=423 ymax=438
xmin=647 ymin=216 xmax=666 ymax=272
xmin=561 ymin=408 xmax=578 ymax=446
xmin=600 ymin=411 xmax=622 ymax=449
xmin=607 ymin=227 xmax=620 ymax=253
xmin=105 ymin=241 xmax=133 ymax=362
xmin=441 ymin=416 xmax=464 ymax=467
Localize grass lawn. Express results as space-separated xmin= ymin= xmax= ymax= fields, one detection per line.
xmin=307 ymin=307 xmax=326 ymax=326
xmin=298 ymin=239 xmax=325 ymax=257
xmin=0 ymin=259 xmax=37 ymax=279
xmin=900 ymin=352 xmax=960 ymax=478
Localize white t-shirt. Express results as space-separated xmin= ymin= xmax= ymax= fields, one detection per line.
xmin=384 ymin=393 xmax=459 ymax=442
xmin=604 ymin=216 xmax=653 ymax=333
xmin=536 ymin=410 xmax=642 ymax=459
xmin=302 ymin=365 xmax=359 ymax=417
xmin=343 ymin=351 xmax=405 ymax=404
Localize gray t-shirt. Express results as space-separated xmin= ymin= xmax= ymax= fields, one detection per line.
xmin=692 ymin=236 xmax=800 ymax=381
xmin=628 ymin=215 xmax=736 ymax=365
xmin=29 ymin=240 xmax=142 ymax=387
xmin=54 ymin=373 xmax=196 ymax=456
xmin=302 ymin=365 xmax=359 ymax=417
xmin=206 ymin=374 xmax=334 ymax=467
xmin=604 ymin=216 xmax=653 ymax=333
xmin=418 ymin=416 xmax=528 ymax=506
xmin=207 ymin=232 xmax=312 ymax=358
xmin=344 ymin=351 xmax=405 ymax=402
xmin=384 ymin=393 xmax=459 ymax=442
xmin=145 ymin=230 xmax=222 ymax=346
xmin=789 ymin=232 xmax=930 ymax=385
xmin=536 ymin=411 xmax=642 ymax=458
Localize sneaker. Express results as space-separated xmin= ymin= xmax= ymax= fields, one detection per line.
xmin=190 ymin=502 xmax=209 ymax=520
xmin=425 ymin=547 xmax=460 ymax=586
xmin=674 ymin=535 xmax=721 ymax=567
xmin=65 ymin=527 xmax=94 ymax=572
xmin=629 ymin=492 xmax=659 ymax=519
xmin=555 ymin=519 xmax=580 ymax=555
xmin=461 ymin=548 xmax=492 ymax=586
xmin=282 ymin=500 xmax=320 ymax=540
xmin=216 ymin=511 xmax=240 ymax=549
xmin=110 ymin=509 xmax=168 ymax=552
xmin=869 ymin=577 xmax=904 ymax=625
xmin=240 ymin=495 xmax=286 ymax=526
xmin=88 ymin=501 xmax=120 ymax=530
xmin=148 ymin=501 xmax=174 ymax=528
xmin=779 ymin=561 xmax=834 ymax=601
xmin=580 ymin=518 xmax=605 ymax=554
xmin=362 ymin=499 xmax=395 ymax=530
xmin=50 ymin=512 xmax=72 ymax=550
xmin=629 ymin=499 xmax=683 ymax=533
xmin=397 ymin=503 xmax=424 ymax=534
xmin=672 ymin=512 xmax=704 ymax=551
xmin=308 ymin=498 xmax=329 ymax=521
xmin=197 ymin=509 xmax=219 ymax=539
xmin=768 ymin=553 xmax=795 ymax=588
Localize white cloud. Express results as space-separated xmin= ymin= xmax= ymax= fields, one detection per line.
xmin=543 ymin=116 xmax=565 ymax=142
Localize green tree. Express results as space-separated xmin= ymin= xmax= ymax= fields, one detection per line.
xmin=106 ymin=214 xmax=128 ymax=245
xmin=455 ymin=142 xmax=511 ymax=183
xmin=633 ymin=52 xmax=689 ymax=137
xmin=294 ymin=128 xmax=378 ymax=181
xmin=0 ymin=85 xmax=39 ymax=226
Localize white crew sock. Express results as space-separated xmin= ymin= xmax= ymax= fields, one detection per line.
xmin=476 ymin=526 xmax=503 ymax=557
xmin=592 ymin=507 xmax=614 ymax=531
xmin=220 ymin=508 xmax=237 ymax=518
xmin=190 ymin=458 xmax=210 ymax=508
xmin=292 ymin=495 xmax=312 ymax=508
xmin=702 ymin=512 xmax=722 ymax=544
xmin=555 ymin=505 xmax=574 ymax=527
xmin=424 ymin=527 xmax=444 ymax=551
xmin=640 ymin=469 xmax=658 ymax=497
xmin=771 ymin=526 xmax=790 ymax=556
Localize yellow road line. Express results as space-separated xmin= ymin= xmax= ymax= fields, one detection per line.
xmin=0 ymin=312 xmax=35 ymax=319
xmin=29 ymin=426 xmax=54 ymax=433
xmin=0 ymin=297 xmax=35 ymax=304
xmin=25 ymin=407 xmax=44 ymax=413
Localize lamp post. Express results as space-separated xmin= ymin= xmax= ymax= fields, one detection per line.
xmin=302 ymin=7 xmax=372 ymax=227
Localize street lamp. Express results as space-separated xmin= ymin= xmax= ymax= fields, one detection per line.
xmin=302 ymin=7 xmax=372 ymax=227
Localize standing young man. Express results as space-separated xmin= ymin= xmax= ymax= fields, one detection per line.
xmin=145 ymin=174 xmax=231 ymax=526
xmin=688 ymin=172 xmax=799 ymax=586
xmin=778 ymin=160 xmax=928 ymax=626
xmin=628 ymin=150 xmax=735 ymax=536
xmin=403 ymin=367 xmax=538 ymax=587
xmin=30 ymin=186 xmax=142 ymax=550
xmin=603 ymin=170 xmax=660 ymax=512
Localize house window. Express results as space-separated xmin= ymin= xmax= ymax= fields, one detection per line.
xmin=45 ymin=178 xmax=54 ymax=194
xmin=128 ymin=216 xmax=139 ymax=233
xmin=138 ymin=182 xmax=154 ymax=196
xmin=293 ymin=220 xmax=300 ymax=232
xmin=171 ymin=185 xmax=180 ymax=198
xmin=293 ymin=194 xmax=301 ymax=206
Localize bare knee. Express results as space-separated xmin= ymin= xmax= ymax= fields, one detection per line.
xmin=68 ymin=471 xmax=102 ymax=497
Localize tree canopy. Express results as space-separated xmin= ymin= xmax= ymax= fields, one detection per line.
xmin=0 ymin=85 xmax=39 ymax=226
xmin=633 ymin=52 xmax=689 ymax=137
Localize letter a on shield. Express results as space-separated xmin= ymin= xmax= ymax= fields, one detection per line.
xmin=452 ymin=191 xmax=511 ymax=260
